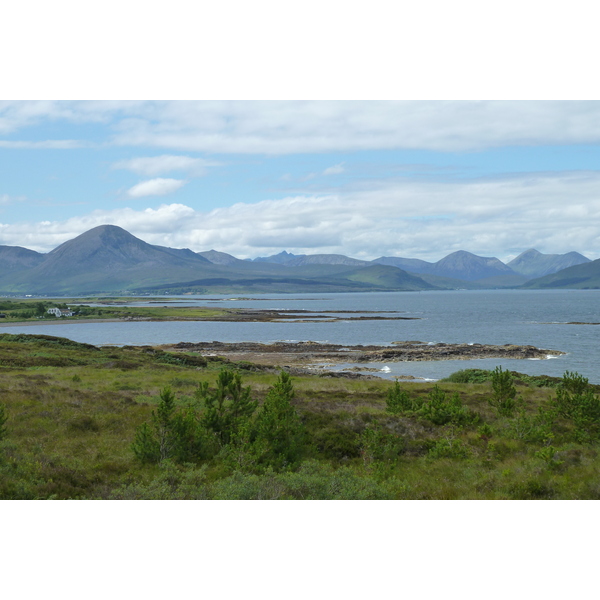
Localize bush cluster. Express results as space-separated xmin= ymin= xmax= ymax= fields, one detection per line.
xmin=132 ymin=370 xmax=306 ymax=472
xmin=386 ymin=381 xmax=477 ymax=426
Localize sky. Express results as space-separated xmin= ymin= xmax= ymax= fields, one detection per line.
xmin=1 ymin=100 xmax=600 ymax=263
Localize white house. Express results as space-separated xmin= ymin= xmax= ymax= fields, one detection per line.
xmin=47 ymin=308 xmax=74 ymax=317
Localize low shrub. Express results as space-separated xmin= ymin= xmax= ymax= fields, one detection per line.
xmin=442 ymin=369 xmax=492 ymax=384
xmin=419 ymin=386 xmax=478 ymax=426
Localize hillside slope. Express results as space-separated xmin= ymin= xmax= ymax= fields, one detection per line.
xmin=0 ymin=245 xmax=45 ymax=273
xmin=0 ymin=225 xmax=221 ymax=293
xmin=521 ymin=259 xmax=600 ymax=289
xmin=508 ymin=249 xmax=590 ymax=278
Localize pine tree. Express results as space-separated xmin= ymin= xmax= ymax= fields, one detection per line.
xmin=386 ymin=381 xmax=415 ymax=413
xmin=251 ymin=371 xmax=305 ymax=469
xmin=132 ymin=387 xmax=208 ymax=463
xmin=197 ymin=369 xmax=257 ymax=446
xmin=489 ymin=366 xmax=517 ymax=416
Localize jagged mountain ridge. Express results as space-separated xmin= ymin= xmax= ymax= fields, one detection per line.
xmin=0 ymin=225 xmax=436 ymax=294
xmin=0 ymin=225 xmax=593 ymax=293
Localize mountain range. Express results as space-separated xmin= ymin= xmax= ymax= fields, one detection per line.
xmin=0 ymin=224 xmax=595 ymax=294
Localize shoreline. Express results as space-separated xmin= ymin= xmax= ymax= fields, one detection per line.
xmin=162 ymin=340 xmax=566 ymax=376
xmin=0 ymin=318 xmax=125 ymax=327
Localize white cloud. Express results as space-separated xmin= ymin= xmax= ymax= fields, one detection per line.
xmin=0 ymin=140 xmax=87 ymax=149
xmin=2 ymin=171 xmax=600 ymax=261
xmin=5 ymin=101 xmax=600 ymax=154
xmin=0 ymin=100 xmax=143 ymax=135
xmin=323 ymin=163 xmax=345 ymax=175
xmin=107 ymin=101 xmax=600 ymax=154
xmin=112 ymin=155 xmax=219 ymax=176
xmin=126 ymin=178 xmax=186 ymax=198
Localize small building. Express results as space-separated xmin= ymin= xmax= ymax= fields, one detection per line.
xmin=47 ymin=308 xmax=74 ymax=318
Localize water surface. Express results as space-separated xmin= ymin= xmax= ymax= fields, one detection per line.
xmin=3 ymin=290 xmax=599 ymax=382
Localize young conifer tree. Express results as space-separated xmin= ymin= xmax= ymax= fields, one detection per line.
xmin=489 ymin=366 xmax=517 ymax=416
xmin=251 ymin=371 xmax=305 ymax=469
xmin=132 ymin=387 xmax=205 ymax=464
xmin=197 ymin=369 xmax=257 ymax=446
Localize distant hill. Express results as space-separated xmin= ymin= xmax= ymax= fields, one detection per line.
xmin=154 ymin=245 xmax=210 ymax=262
xmin=252 ymin=251 xmax=304 ymax=264
xmin=0 ymin=245 xmax=45 ymax=273
xmin=333 ymin=264 xmax=439 ymax=290
xmin=371 ymin=256 xmax=434 ymax=273
xmin=429 ymin=251 xmax=518 ymax=281
xmin=521 ymin=259 xmax=600 ymax=289
xmin=0 ymin=225 xmax=438 ymax=294
xmin=508 ymin=249 xmax=590 ymax=278
xmin=0 ymin=225 xmax=593 ymax=294
xmin=198 ymin=250 xmax=244 ymax=266
xmin=372 ymin=251 xmax=520 ymax=284
xmin=0 ymin=225 xmax=219 ymax=294
xmin=286 ymin=254 xmax=369 ymax=267
xmin=252 ymin=251 xmax=368 ymax=267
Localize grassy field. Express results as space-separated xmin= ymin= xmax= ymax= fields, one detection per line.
xmin=0 ymin=298 xmax=230 ymax=323
xmin=1 ymin=332 xmax=600 ymax=499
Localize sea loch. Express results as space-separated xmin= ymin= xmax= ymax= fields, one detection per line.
xmin=2 ymin=289 xmax=598 ymax=382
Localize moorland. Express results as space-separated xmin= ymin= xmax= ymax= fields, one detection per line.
xmin=1 ymin=331 xmax=599 ymax=500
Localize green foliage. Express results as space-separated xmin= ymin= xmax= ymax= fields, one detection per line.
xmin=109 ymin=460 xmax=210 ymax=500
xmin=209 ymin=460 xmax=398 ymax=500
xmin=534 ymin=445 xmax=564 ymax=470
xmin=386 ymin=381 xmax=420 ymax=413
xmin=443 ymin=368 xmax=559 ymax=388
xmin=553 ymin=371 xmax=600 ymax=442
xmin=507 ymin=406 xmax=555 ymax=444
xmin=0 ymin=404 xmax=7 ymax=441
xmin=6 ymin=332 xmax=600 ymax=500
xmin=419 ymin=386 xmax=477 ymax=426
xmin=442 ymin=369 xmax=493 ymax=384
xmin=489 ymin=366 xmax=518 ymax=416
xmin=359 ymin=424 xmax=405 ymax=466
xmin=304 ymin=412 xmax=362 ymax=460
xmin=196 ymin=369 xmax=257 ymax=446
xmin=508 ymin=479 xmax=556 ymax=500
xmin=428 ymin=437 xmax=471 ymax=459
xmin=478 ymin=423 xmax=493 ymax=442
xmin=132 ymin=387 xmax=209 ymax=464
xmin=248 ymin=371 xmax=305 ymax=470
xmin=561 ymin=370 xmax=590 ymax=395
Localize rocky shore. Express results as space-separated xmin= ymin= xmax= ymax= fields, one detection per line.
xmin=163 ymin=340 xmax=565 ymax=372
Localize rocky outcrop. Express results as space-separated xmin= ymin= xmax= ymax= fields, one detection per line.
xmin=166 ymin=340 xmax=564 ymax=367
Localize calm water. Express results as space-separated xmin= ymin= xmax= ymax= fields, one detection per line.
xmin=3 ymin=290 xmax=599 ymax=382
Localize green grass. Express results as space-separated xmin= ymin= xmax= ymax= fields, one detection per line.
xmin=0 ymin=297 xmax=230 ymax=323
xmin=2 ymin=332 xmax=600 ymax=499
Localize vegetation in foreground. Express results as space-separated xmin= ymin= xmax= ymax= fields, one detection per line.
xmin=1 ymin=333 xmax=600 ymax=499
